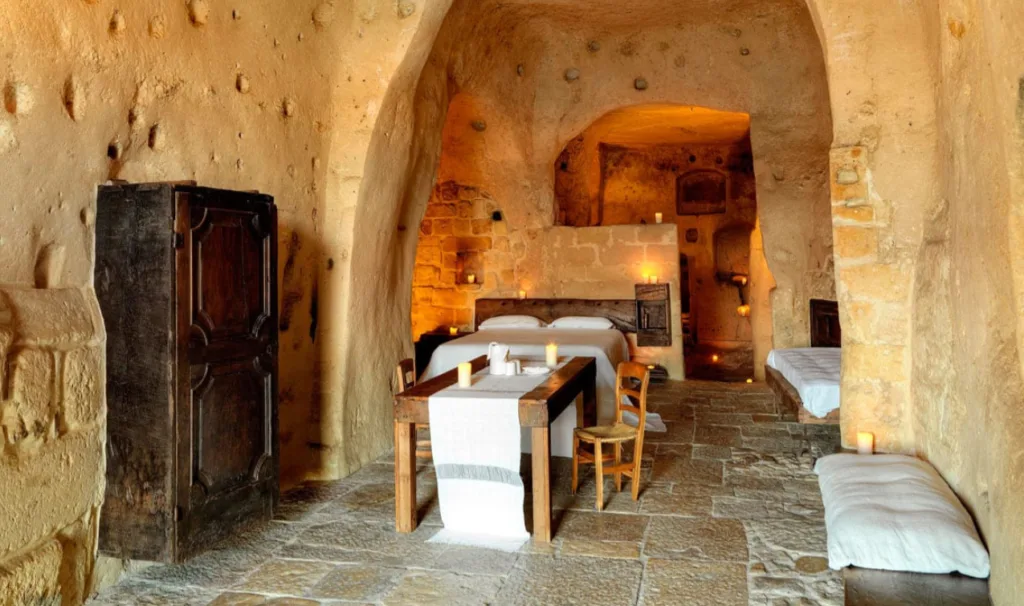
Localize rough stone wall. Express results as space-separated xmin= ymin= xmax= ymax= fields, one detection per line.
xmin=0 ymin=288 xmax=105 ymax=604
xmin=411 ymin=181 xmax=504 ymax=339
xmin=908 ymin=1 xmax=1024 ymax=602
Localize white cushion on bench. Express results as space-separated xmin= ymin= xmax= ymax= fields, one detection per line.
xmin=814 ymin=453 xmax=990 ymax=578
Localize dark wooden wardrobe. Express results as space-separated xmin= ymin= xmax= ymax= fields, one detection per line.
xmin=95 ymin=182 xmax=279 ymax=562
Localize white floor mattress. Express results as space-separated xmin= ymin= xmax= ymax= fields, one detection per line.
xmin=766 ymin=347 xmax=841 ymax=418
xmin=422 ymin=328 xmax=631 ymax=458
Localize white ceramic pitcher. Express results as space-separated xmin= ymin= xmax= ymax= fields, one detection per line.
xmin=487 ymin=342 xmax=511 ymax=375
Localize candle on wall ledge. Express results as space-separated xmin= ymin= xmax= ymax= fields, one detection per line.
xmin=856 ymin=432 xmax=874 ymax=455
xmin=518 ymin=289 xmax=527 ymax=300
xmin=655 ymin=212 xmax=663 ymax=224
xmin=449 ymin=327 xmax=458 ymax=336
xmin=457 ymin=362 xmax=473 ymax=388
xmin=545 ymin=343 xmax=558 ymax=368
xmin=466 ymin=273 xmax=476 ymax=284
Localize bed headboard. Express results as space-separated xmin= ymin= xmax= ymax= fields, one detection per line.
xmin=809 ymin=299 xmax=841 ymax=347
xmin=474 ymin=298 xmax=637 ymax=332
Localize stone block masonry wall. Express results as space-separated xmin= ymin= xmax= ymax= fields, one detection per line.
xmin=0 ymin=287 xmax=106 ymax=604
xmin=829 ymin=146 xmax=913 ymax=454
xmin=413 ymin=183 xmax=684 ymax=378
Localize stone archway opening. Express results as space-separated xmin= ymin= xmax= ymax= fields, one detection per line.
xmin=396 ymin=0 xmax=834 ymax=385
xmin=551 ymin=104 xmax=769 ymax=381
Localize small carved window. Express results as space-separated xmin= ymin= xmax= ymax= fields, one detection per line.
xmin=676 ymin=170 xmax=727 ymax=215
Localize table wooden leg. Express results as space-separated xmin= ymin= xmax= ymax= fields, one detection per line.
xmin=394 ymin=421 xmax=417 ymax=533
xmin=531 ymin=426 xmax=551 ymax=542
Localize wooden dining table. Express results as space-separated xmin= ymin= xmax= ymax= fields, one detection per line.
xmin=393 ymin=355 xmax=598 ymax=542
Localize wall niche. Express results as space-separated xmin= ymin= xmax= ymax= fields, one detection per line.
xmin=677 ymin=170 xmax=727 ymax=215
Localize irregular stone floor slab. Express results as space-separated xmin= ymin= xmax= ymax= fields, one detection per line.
xmin=88 ymin=380 xmax=861 ymax=605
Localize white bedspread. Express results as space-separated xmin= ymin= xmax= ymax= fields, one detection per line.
xmin=766 ymin=347 xmax=841 ymax=418
xmin=422 ymin=328 xmax=630 ymax=457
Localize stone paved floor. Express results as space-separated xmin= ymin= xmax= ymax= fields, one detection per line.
xmin=89 ymin=380 xmax=848 ymax=606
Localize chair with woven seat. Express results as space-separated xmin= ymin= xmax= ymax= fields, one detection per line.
xmin=571 ymin=361 xmax=651 ymax=510
xmin=395 ymin=359 xmax=431 ymax=460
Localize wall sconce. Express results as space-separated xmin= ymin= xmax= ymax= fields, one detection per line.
xmin=736 ymin=304 xmax=750 ymax=317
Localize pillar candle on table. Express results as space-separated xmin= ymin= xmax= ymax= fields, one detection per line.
xmin=518 ymin=289 xmax=527 ymax=300
xmin=650 ymin=275 xmax=658 ymax=284
xmin=856 ymin=432 xmax=874 ymax=455
xmin=545 ymin=343 xmax=558 ymax=368
xmin=655 ymin=212 xmax=663 ymax=224
xmin=449 ymin=327 xmax=458 ymax=336
xmin=457 ymin=362 xmax=473 ymax=388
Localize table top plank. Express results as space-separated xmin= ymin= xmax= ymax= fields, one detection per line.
xmin=394 ymin=356 xmax=598 ymax=427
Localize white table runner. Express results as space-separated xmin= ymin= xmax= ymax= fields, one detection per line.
xmin=427 ymin=361 xmax=563 ymax=551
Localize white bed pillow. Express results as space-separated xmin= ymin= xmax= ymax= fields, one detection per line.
xmin=548 ymin=316 xmax=614 ymax=330
xmin=478 ymin=315 xmax=546 ymax=329
xmin=814 ymin=453 xmax=990 ymax=578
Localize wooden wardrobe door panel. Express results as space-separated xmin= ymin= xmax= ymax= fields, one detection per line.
xmin=192 ymin=359 xmax=273 ymax=495
xmin=191 ymin=205 xmax=270 ymax=342
xmin=176 ymin=189 xmax=278 ymax=560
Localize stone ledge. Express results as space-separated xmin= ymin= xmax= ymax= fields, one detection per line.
xmin=0 ymin=288 xmax=101 ymax=349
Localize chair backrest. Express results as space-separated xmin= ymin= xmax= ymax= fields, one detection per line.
xmin=614 ymin=361 xmax=651 ymax=435
xmin=395 ymin=358 xmax=416 ymax=394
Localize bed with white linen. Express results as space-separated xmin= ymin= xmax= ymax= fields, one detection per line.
xmin=422 ymin=325 xmax=630 ymax=458
xmin=764 ymin=299 xmax=842 ymax=423
xmin=766 ymin=347 xmax=841 ymax=420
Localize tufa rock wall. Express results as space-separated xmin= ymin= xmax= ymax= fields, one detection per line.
xmin=0 ymin=0 xmax=437 ymax=601
xmin=910 ymin=1 xmax=1024 ymax=602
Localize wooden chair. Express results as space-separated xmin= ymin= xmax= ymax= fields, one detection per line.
xmin=571 ymin=361 xmax=651 ymax=510
xmin=395 ymin=359 xmax=431 ymax=460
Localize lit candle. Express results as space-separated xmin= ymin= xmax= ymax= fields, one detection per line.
xmin=545 ymin=343 xmax=558 ymax=368
xmin=457 ymin=362 xmax=473 ymax=388
xmin=711 ymin=354 xmax=720 ymax=363
xmin=518 ymin=289 xmax=527 ymax=300
xmin=746 ymin=378 xmax=753 ymax=384
xmin=650 ymin=275 xmax=658 ymax=284
xmin=856 ymin=432 xmax=874 ymax=455
xmin=466 ymin=274 xmax=476 ymax=284
xmin=655 ymin=212 xmax=663 ymax=224
xmin=642 ymin=271 xmax=650 ymax=284
xmin=449 ymin=327 xmax=458 ymax=336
